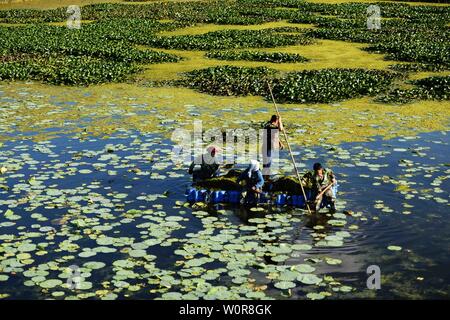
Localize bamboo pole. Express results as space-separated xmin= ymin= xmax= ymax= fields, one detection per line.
xmin=267 ymin=83 xmax=312 ymax=214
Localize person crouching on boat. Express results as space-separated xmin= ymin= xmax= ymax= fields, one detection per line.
xmin=301 ymin=162 xmax=337 ymax=212
xmin=237 ymin=160 xmax=264 ymax=204
xmin=188 ymin=146 xmax=221 ymax=182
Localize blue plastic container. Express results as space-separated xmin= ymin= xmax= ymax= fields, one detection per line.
xmin=298 ymin=195 xmax=306 ymax=207
xmin=210 ymin=191 xmax=219 ymax=203
xmin=228 ymin=191 xmax=241 ymax=204
xmin=197 ymin=189 xmax=208 ymax=202
xmin=275 ymin=194 xmax=287 ymax=206
xmin=306 ymin=190 xmax=314 ymax=202
xmin=211 ymin=191 xmax=226 ymax=204
xmin=219 ymin=190 xmax=226 ymax=202
xmin=291 ymin=195 xmax=301 ymax=207
xmin=186 ymin=188 xmax=197 ymax=203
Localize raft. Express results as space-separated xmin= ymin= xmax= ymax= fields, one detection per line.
xmin=185 ymin=183 xmax=338 ymax=209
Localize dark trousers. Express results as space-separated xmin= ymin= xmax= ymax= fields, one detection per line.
xmin=262 ymin=148 xmax=272 ymax=177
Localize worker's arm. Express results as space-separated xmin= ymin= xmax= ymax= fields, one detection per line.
xmin=255 ymin=171 xmax=264 ymax=190
xmin=329 ymin=170 xmax=337 ymax=185
xmin=275 ymin=124 xmax=284 ymax=149
xmin=278 ymin=117 xmax=284 ymax=132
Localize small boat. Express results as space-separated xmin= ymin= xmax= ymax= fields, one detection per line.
xmin=185 ymin=181 xmax=338 ymax=210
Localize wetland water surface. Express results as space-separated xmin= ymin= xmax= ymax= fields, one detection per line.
xmin=0 ymin=121 xmax=448 ymax=299
xmin=0 ymin=0 xmax=449 ymax=301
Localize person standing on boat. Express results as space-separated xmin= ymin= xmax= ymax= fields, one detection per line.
xmin=188 ymin=146 xmax=221 ymax=182
xmin=237 ymin=160 xmax=265 ymax=204
xmin=262 ymin=115 xmax=284 ymax=180
xmin=301 ymin=162 xmax=337 ymax=212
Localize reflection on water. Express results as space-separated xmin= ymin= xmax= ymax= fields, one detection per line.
xmin=0 ymin=127 xmax=448 ymax=299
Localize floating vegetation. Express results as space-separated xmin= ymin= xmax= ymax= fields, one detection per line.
xmin=270 ymin=68 xmax=400 ymax=103
xmin=206 ymin=50 xmax=309 ymax=63
xmin=0 ymin=55 xmax=141 ymax=85
xmin=184 ymin=66 xmax=400 ymax=103
xmin=0 ymin=0 xmax=447 ymax=101
xmin=184 ymin=65 xmax=276 ymax=97
xmin=194 ymin=172 xmax=310 ymax=194
xmin=388 ymin=63 xmax=447 ymax=73
xmin=148 ymin=29 xmax=313 ymax=50
xmin=377 ymin=75 xmax=450 ymax=103
xmin=0 ymin=22 xmax=180 ymax=85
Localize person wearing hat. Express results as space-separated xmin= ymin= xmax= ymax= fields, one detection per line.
xmin=301 ymin=162 xmax=337 ymax=212
xmin=188 ymin=146 xmax=221 ymax=182
xmin=237 ymin=160 xmax=265 ymax=204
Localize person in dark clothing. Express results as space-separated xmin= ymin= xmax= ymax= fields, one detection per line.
xmin=262 ymin=115 xmax=284 ymax=180
xmin=188 ymin=146 xmax=221 ymax=182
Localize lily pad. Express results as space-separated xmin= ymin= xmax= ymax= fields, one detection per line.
xmin=306 ymin=292 xmax=325 ymax=300
xmin=274 ymin=281 xmax=296 ymax=290
xmin=39 ymin=279 xmax=63 ymax=289
xmin=387 ymin=245 xmax=402 ymax=251
xmin=297 ymin=274 xmax=322 ymax=285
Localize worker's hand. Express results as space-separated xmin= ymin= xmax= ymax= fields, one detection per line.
xmin=279 ymin=120 xmax=284 ymax=132
xmin=332 ymin=178 xmax=337 ymax=185
xmin=280 ymin=142 xmax=285 ymax=150
xmin=251 ymin=187 xmax=261 ymax=193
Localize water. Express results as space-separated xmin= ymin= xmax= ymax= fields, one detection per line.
xmin=0 ymin=127 xmax=448 ymax=299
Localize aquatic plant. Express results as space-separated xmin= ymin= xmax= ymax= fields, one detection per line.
xmin=183 ymin=66 xmax=399 ymax=103
xmin=0 ymin=22 xmax=181 ymax=85
xmin=0 ymin=24 xmax=181 ymax=64
xmin=183 ymin=65 xmax=277 ymax=96
xmin=270 ymin=68 xmax=400 ymax=103
xmin=388 ymin=63 xmax=448 ymax=73
xmin=148 ymin=29 xmax=313 ymax=50
xmin=0 ymin=0 xmax=448 ymax=87
xmin=0 ymin=55 xmax=141 ymax=85
xmin=205 ymin=50 xmax=308 ymax=63
xmin=377 ymin=75 xmax=450 ymax=103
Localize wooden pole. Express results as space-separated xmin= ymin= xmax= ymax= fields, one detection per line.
xmin=267 ymin=83 xmax=312 ymax=214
